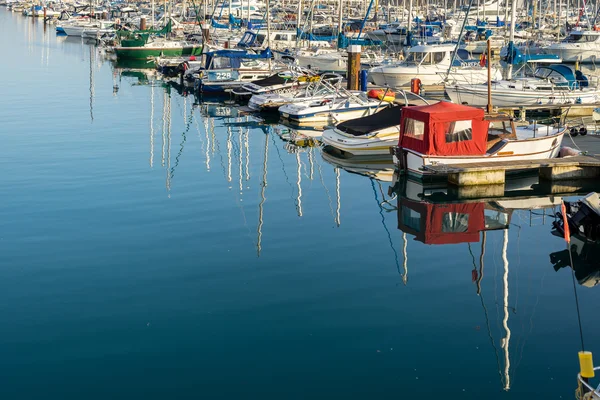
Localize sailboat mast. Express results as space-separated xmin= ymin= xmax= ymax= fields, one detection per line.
xmin=338 ymin=0 xmax=343 ymax=38
xmin=507 ymin=0 xmax=516 ymax=79
xmin=501 ymin=228 xmax=511 ymax=391
xmin=266 ymin=0 xmax=272 ymax=69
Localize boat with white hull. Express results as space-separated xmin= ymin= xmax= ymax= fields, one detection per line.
xmin=279 ymin=91 xmax=393 ymax=125
xmin=393 ymin=102 xmax=566 ymax=179
xmin=447 ymin=65 xmax=600 ymax=107
xmin=321 ymin=91 xmax=432 ymax=156
xmin=322 ymin=105 xmax=403 ymax=156
xmin=368 ymin=44 xmax=501 ymax=88
xmin=543 ymin=30 xmax=600 ymax=63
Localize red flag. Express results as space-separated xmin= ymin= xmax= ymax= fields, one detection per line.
xmin=561 ymin=202 xmax=571 ymax=243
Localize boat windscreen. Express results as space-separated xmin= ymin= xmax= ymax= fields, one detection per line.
xmin=336 ymin=105 xmax=402 ymax=136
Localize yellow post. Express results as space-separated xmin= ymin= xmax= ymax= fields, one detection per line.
xmin=579 ymin=351 xmax=595 ymax=379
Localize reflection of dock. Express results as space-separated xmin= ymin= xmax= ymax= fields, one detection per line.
xmin=390 ymin=174 xmax=600 ymax=205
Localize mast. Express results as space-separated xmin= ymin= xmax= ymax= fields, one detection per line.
xmin=266 ymin=0 xmax=271 ymax=69
xmin=402 ymin=232 xmax=408 ymax=285
xmin=507 ymin=0 xmax=516 ymax=79
xmin=501 ymin=228 xmax=511 ymax=391
xmin=246 ymin=0 xmax=250 ymax=27
xmin=150 ymin=84 xmax=155 ymax=168
xmin=337 ymin=0 xmax=343 ymax=39
xmin=257 ymin=132 xmax=269 ymax=256
xmin=296 ymin=152 xmax=303 ymax=217
xmin=335 ymin=167 xmax=341 ymax=226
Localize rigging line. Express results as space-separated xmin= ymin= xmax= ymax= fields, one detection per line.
xmin=370 ymin=178 xmax=401 ymax=277
xmin=468 ymin=242 xmax=477 ymax=276
xmin=169 ymin=104 xmax=195 ymax=179
xmin=476 ymin=232 xmax=486 ymax=295
xmin=513 ymin=264 xmax=550 ymax=379
xmin=270 ymin=132 xmax=297 ymax=208
xmin=315 ymin=155 xmax=336 ymax=222
xmin=480 ymin=280 xmax=504 ymax=386
xmin=569 ymin=241 xmax=586 ymax=351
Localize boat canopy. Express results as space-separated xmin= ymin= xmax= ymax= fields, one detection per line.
xmin=337 ymin=105 xmax=402 ymax=136
xmin=397 ymin=198 xmax=485 ymax=245
xmin=534 ymin=65 xmax=578 ymax=87
xmin=399 ymin=101 xmax=489 ymax=156
xmin=204 ymin=48 xmax=272 ymax=69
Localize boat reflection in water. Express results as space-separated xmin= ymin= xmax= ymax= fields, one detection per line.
xmin=321 ymin=147 xmax=396 ymax=182
xmin=390 ymin=176 xmax=580 ymax=392
xmin=550 ymin=228 xmax=600 ymax=288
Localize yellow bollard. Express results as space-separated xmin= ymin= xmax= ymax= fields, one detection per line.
xmin=579 ymin=351 xmax=595 ymax=379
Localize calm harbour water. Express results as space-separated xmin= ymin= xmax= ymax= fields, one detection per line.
xmin=1 ymin=10 xmax=599 ymax=399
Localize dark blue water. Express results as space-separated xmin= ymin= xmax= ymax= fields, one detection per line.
xmin=1 ymin=10 xmax=599 ymax=399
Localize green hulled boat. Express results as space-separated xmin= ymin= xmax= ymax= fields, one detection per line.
xmin=115 ymin=40 xmax=203 ymax=60
xmin=114 ymin=21 xmax=202 ymax=60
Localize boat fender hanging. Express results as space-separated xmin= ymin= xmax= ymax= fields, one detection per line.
xmin=579 ymin=127 xmax=587 ymax=136
xmin=410 ymin=78 xmax=421 ymax=95
xmin=579 ymin=351 xmax=595 ymax=379
xmin=570 ymin=127 xmax=578 ymax=137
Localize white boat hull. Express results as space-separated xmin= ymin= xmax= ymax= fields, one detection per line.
xmin=447 ymin=85 xmax=600 ymax=107
xmin=543 ymin=46 xmax=600 ymax=63
xmin=321 ymin=127 xmax=400 ymax=156
xmin=280 ymin=106 xmax=382 ymax=125
xmin=369 ymin=65 xmax=498 ymax=88
xmin=397 ymin=130 xmax=565 ymax=177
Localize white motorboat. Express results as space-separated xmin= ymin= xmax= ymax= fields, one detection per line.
xmin=446 ymin=65 xmax=600 ymax=107
xmin=393 ymin=102 xmax=566 ymax=178
xmin=321 ymin=150 xmax=396 ymax=182
xmin=247 ymin=74 xmax=344 ymax=111
xmin=321 ymin=104 xmax=403 ymax=156
xmin=61 ymin=20 xmax=114 ymax=37
xmin=543 ymin=29 xmax=600 ymax=63
xmin=279 ymin=90 xmax=393 ymax=125
xmin=368 ymin=43 xmax=502 ymax=88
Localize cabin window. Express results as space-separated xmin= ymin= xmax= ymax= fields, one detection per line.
xmin=274 ymin=34 xmax=287 ymax=41
xmin=402 ymin=208 xmax=421 ymax=232
xmin=433 ymin=51 xmax=445 ymax=64
xmin=488 ymin=121 xmax=512 ymax=135
xmin=445 ymin=120 xmax=473 ymax=143
xmin=404 ymin=118 xmax=425 ymax=140
xmin=565 ymin=34 xmax=599 ymax=43
xmin=442 ymin=212 xmax=469 ymax=233
xmin=256 ymin=35 xmax=266 ymax=45
xmin=404 ymin=52 xmax=423 ymax=64
xmin=291 ymin=35 xmax=297 ymax=41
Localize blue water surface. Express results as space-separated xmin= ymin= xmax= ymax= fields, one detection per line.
xmin=0 ymin=10 xmax=598 ymax=400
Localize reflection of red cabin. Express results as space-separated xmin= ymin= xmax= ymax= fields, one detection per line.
xmin=398 ymin=101 xmax=490 ymax=156
xmin=398 ymin=198 xmax=486 ymax=245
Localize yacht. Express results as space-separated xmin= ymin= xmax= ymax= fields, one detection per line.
xmin=447 ymin=65 xmax=600 ymax=107
xmin=543 ymin=30 xmax=600 ymax=63
xmin=368 ymin=44 xmax=501 ymax=88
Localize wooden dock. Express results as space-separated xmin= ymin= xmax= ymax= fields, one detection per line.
xmin=424 ymin=155 xmax=600 ymax=187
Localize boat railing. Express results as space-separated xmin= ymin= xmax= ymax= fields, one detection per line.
xmin=577 ymin=366 xmax=600 ymax=399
